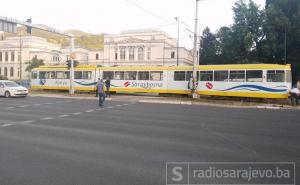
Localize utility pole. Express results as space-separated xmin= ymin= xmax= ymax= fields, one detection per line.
xmin=69 ymin=35 xmax=75 ymax=95
xmin=284 ymin=25 xmax=287 ymax=65
xmin=19 ymin=32 xmax=23 ymax=81
xmin=192 ymin=0 xmax=199 ymax=98
xmin=175 ymin=17 xmax=180 ymax=66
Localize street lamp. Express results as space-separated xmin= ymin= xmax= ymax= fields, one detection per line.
xmin=192 ymin=0 xmax=200 ymax=98
xmin=175 ymin=17 xmax=180 ymax=66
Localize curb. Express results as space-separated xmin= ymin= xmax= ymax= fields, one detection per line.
xmin=138 ymin=99 xmax=294 ymax=110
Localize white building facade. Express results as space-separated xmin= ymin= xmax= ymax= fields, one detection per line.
xmin=0 ymin=36 xmax=61 ymax=80
xmin=99 ymin=30 xmax=193 ymax=66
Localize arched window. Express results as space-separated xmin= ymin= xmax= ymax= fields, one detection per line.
xmin=96 ymin=53 xmax=99 ymax=60
xmin=171 ymin=51 xmax=175 ymax=59
xmin=0 ymin=52 xmax=2 ymax=62
xmin=129 ymin=47 xmax=135 ymax=60
xmin=115 ymin=48 xmax=118 ymax=60
xmin=138 ymin=47 xmax=144 ymax=60
xmin=11 ymin=52 xmax=15 ymax=62
xmin=5 ymin=52 xmax=8 ymax=62
xmin=147 ymin=48 xmax=151 ymax=60
xmin=120 ymin=47 xmax=126 ymax=60
xmin=0 ymin=68 xmax=2 ymax=75
xmin=4 ymin=67 xmax=7 ymax=76
xmin=10 ymin=67 xmax=14 ymax=77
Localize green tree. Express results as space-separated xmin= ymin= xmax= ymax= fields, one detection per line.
xmin=25 ymin=56 xmax=44 ymax=72
xmin=231 ymin=0 xmax=265 ymax=62
xmin=200 ymin=27 xmax=218 ymax=64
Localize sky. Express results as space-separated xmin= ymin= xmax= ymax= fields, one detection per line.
xmin=1 ymin=0 xmax=265 ymax=48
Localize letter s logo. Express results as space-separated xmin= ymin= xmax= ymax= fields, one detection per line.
xmin=172 ymin=166 xmax=183 ymax=182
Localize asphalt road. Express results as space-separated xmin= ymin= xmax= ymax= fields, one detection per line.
xmin=0 ymin=96 xmax=299 ymax=185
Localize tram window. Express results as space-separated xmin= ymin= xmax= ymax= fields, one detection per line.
xmin=39 ymin=72 xmax=46 ymax=79
xmin=214 ymin=71 xmax=228 ymax=81
xmin=174 ymin=71 xmax=186 ymax=81
xmin=286 ymin=70 xmax=292 ymax=83
xmin=186 ymin=71 xmax=192 ymax=81
xmin=56 ymin=71 xmax=65 ymax=79
xmin=103 ymin=71 xmax=114 ymax=80
xmin=114 ymin=71 xmax=124 ymax=80
xmin=246 ymin=70 xmax=263 ymax=82
xmin=65 ymin=71 xmax=70 ymax=79
xmin=267 ymin=70 xmax=285 ymax=82
xmin=200 ymin=71 xmax=213 ymax=81
xmin=47 ymin=71 xmax=56 ymax=79
xmin=125 ymin=71 xmax=137 ymax=80
xmin=138 ymin=71 xmax=150 ymax=80
xmin=75 ymin=71 xmax=83 ymax=79
xmin=83 ymin=71 xmax=92 ymax=80
xmin=230 ymin=70 xmax=245 ymax=82
xmin=31 ymin=71 xmax=38 ymax=79
xmin=150 ymin=71 xmax=163 ymax=81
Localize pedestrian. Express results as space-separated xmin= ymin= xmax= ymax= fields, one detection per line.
xmin=297 ymin=79 xmax=300 ymax=90
xmin=97 ymin=79 xmax=106 ymax=107
xmin=95 ymin=78 xmax=100 ymax=97
xmin=105 ymin=77 xmax=111 ymax=97
xmin=290 ymin=87 xmax=300 ymax=106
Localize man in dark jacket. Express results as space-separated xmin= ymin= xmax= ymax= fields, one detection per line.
xmin=105 ymin=78 xmax=111 ymax=97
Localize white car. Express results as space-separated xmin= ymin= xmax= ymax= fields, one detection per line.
xmin=0 ymin=80 xmax=29 ymax=98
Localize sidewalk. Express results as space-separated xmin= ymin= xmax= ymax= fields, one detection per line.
xmin=28 ymin=92 xmax=300 ymax=110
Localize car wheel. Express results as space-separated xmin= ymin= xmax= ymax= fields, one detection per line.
xmin=4 ymin=91 xmax=11 ymax=98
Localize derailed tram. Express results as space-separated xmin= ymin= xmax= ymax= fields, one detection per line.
xmin=31 ymin=64 xmax=292 ymax=99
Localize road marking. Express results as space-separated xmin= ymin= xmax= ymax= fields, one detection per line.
xmin=72 ymin=112 xmax=82 ymax=115
xmin=6 ymin=107 xmax=15 ymax=109
xmin=96 ymin=108 xmax=104 ymax=111
xmin=18 ymin=105 xmax=28 ymax=108
xmin=59 ymin=115 xmax=70 ymax=118
xmin=0 ymin=123 xmax=14 ymax=127
xmin=45 ymin=102 xmax=53 ymax=105
xmin=41 ymin=117 xmax=54 ymax=121
xmin=85 ymin=109 xmax=95 ymax=113
xmin=116 ymin=105 xmax=122 ymax=107
xmin=21 ymin=120 xmax=35 ymax=124
xmin=123 ymin=104 xmax=128 ymax=106
xmin=33 ymin=104 xmax=41 ymax=106
xmin=106 ymin=106 xmax=113 ymax=109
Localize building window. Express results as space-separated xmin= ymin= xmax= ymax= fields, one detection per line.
xmin=96 ymin=53 xmax=99 ymax=60
xmin=0 ymin=52 xmax=2 ymax=62
xmin=120 ymin=47 xmax=126 ymax=60
xmin=10 ymin=67 xmax=14 ymax=77
xmin=5 ymin=52 xmax=8 ymax=62
xmin=129 ymin=47 xmax=135 ymax=60
xmin=147 ymin=48 xmax=151 ymax=60
xmin=138 ymin=47 xmax=144 ymax=60
xmin=11 ymin=52 xmax=15 ymax=62
xmin=115 ymin=49 xmax=118 ymax=60
xmin=4 ymin=67 xmax=7 ymax=76
xmin=0 ymin=68 xmax=1 ymax=75
xmin=171 ymin=51 xmax=175 ymax=59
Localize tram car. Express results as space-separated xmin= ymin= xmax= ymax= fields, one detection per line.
xmin=31 ymin=64 xmax=292 ymax=99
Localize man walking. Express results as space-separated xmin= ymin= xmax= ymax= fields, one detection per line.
xmin=105 ymin=78 xmax=111 ymax=97
xmin=97 ymin=79 xmax=106 ymax=107
xmin=290 ymin=86 xmax=300 ymax=106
